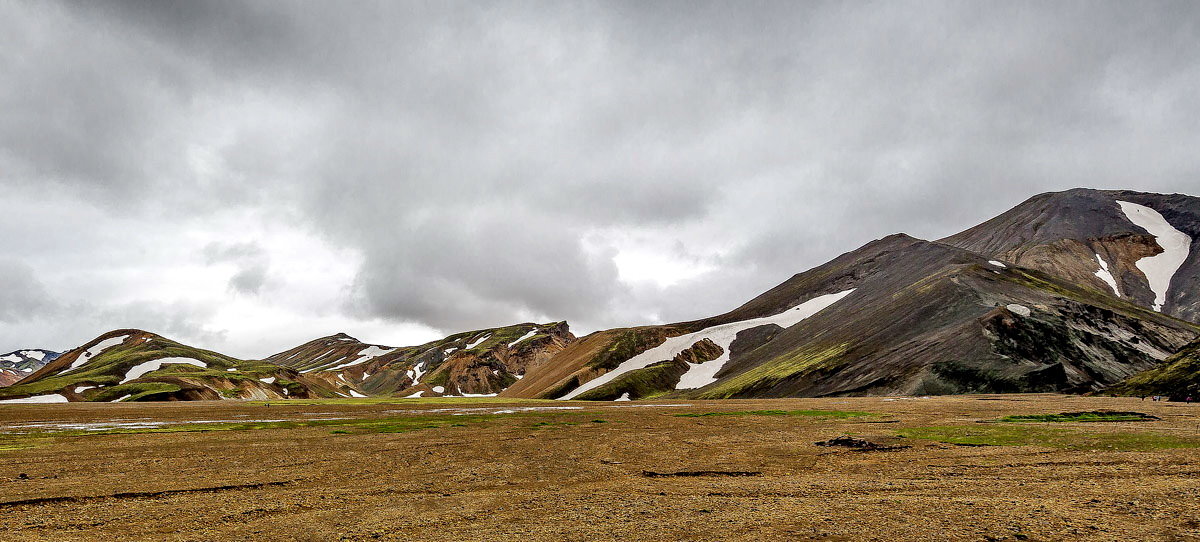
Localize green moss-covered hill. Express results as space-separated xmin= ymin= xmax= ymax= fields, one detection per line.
xmin=0 ymin=330 xmax=343 ymax=402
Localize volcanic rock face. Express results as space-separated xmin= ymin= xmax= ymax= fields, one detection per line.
xmin=510 ymin=189 xmax=1200 ymax=400
xmin=0 ymin=349 xmax=58 ymax=387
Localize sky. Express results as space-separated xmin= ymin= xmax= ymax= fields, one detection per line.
xmin=2 ymin=1 xmax=1199 ymax=357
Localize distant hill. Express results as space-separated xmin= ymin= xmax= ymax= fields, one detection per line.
xmin=265 ymin=322 xmax=575 ymax=398
xmin=0 ymin=330 xmax=341 ymax=402
xmin=0 ymin=349 xmax=59 ymax=387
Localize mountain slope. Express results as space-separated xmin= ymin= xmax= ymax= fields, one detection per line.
xmin=0 ymin=330 xmax=340 ymax=402
xmin=1109 ymin=338 xmax=1200 ymax=400
xmin=0 ymin=349 xmax=59 ymax=387
xmin=266 ymin=323 xmax=575 ymax=397
xmin=941 ymin=188 xmax=1200 ymax=321
xmin=509 ymin=191 xmax=1200 ymax=400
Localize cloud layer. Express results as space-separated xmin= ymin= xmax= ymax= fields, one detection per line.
xmin=2 ymin=1 xmax=1198 ymax=355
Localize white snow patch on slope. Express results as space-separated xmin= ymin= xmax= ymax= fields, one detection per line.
xmin=348 ymin=390 xmax=367 ymax=398
xmin=119 ymin=357 xmax=208 ymax=384
xmin=564 ymin=289 xmax=855 ymax=399
xmin=464 ymin=334 xmax=491 ymax=349
xmin=22 ymin=350 xmax=46 ymax=361
xmin=0 ymin=354 xmax=19 ymax=363
xmin=507 ymin=330 xmax=538 ymax=348
xmin=1093 ymin=254 xmax=1121 ymax=296
xmin=1117 ymin=200 xmax=1192 ymax=311
xmin=1006 ymin=304 xmax=1032 ymax=317
xmin=74 ymin=385 xmax=95 ymax=394
xmin=614 ymin=392 xmax=631 ymax=401
xmin=324 ymin=345 xmax=397 ymax=372
xmin=260 ymin=377 xmax=276 ymax=384
xmin=987 ymin=260 xmax=1007 ymax=268
xmin=112 ymin=395 xmax=131 ymax=402
xmin=432 ymin=386 xmax=446 ymax=394
xmin=407 ymin=361 xmax=427 ymax=384
xmin=0 ymin=394 xmax=69 ymax=403
xmin=404 ymin=391 xmax=425 ymax=398
xmin=69 ymin=335 xmax=130 ymax=370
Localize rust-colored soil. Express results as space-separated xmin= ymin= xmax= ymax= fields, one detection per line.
xmin=1 ymin=394 xmax=1199 ymax=541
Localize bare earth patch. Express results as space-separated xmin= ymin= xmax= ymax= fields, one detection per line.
xmin=1 ymin=394 xmax=1199 ymax=540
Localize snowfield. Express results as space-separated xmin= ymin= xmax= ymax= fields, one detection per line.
xmin=563 ymin=289 xmax=856 ymax=399
xmin=1117 ymin=200 xmax=1192 ymax=311
xmin=1094 ymin=254 xmax=1121 ymax=296
xmin=464 ymin=334 xmax=491 ymax=349
xmin=68 ymin=335 xmax=130 ymax=370
xmin=1006 ymin=304 xmax=1032 ymax=317
xmin=0 ymin=394 xmax=69 ymax=403
xmin=507 ymin=330 xmax=538 ymax=348
xmin=119 ymin=358 xmax=208 ymax=384
xmin=323 ymin=345 xmax=396 ymax=372
xmin=987 ymin=260 xmax=1007 ymax=268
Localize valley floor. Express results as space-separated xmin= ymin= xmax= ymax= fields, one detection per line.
xmin=1 ymin=394 xmax=1199 ymax=541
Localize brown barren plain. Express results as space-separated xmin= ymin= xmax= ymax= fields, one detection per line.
xmin=1 ymin=394 xmax=1198 ymax=541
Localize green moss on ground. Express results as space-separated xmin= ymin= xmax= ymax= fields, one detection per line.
xmin=675 ymin=409 xmax=872 ymax=418
xmin=899 ymin=425 xmax=1200 ymax=451
xmin=997 ymin=411 xmax=1159 ymax=423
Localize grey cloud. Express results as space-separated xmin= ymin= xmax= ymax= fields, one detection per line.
xmin=2 ymin=0 xmax=1199 ymax=348
xmin=0 ymin=260 xmax=57 ymax=323
xmin=203 ymin=241 xmax=271 ymax=295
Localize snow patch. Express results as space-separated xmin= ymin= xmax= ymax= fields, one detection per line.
xmin=1093 ymin=254 xmax=1121 ymax=296
xmin=987 ymin=260 xmax=1007 ymax=268
xmin=348 ymin=390 xmax=367 ymax=398
xmin=74 ymin=385 xmax=95 ymax=394
xmin=464 ymin=334 xmax=491 ymax=349
xmin=432 ymin=386 xmax=445 ymax=394
xmin=614 ymin=392 xmax=631 ymax=402
xmin=1006 ymin=304 xmax=1032 ymax=317
xmin=1117 ymin=200 xmax=1192 ymax=311
xmin=68 ymin=335 xmax=130 ymax=370
xmin=0 ymin=394 xmax=69 ymax=403
xmin=226 ymin=368 xmax=237 ymax=372
xmin=564 ymin=289 xmax=856 ymax=399
xmin=112 ymin=395 xmax=131 ymax=402
xmin=260 ymin=377 xmax=276 ymax=384
xmin=22 ymin=350 xmax=46 ymax=361
xmin=324 ymin=345 xmax=396 ymax=372
xmin=119 ymin=357 xmax=208 ymax=384
xmin=404 ymin=391 xmax=425 ymax=398
xmin=507 ymin=330 xmax=538 ymax=348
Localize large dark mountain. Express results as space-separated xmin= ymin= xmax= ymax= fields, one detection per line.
xmin=508 ymin=189 xmax=1200 ymax=400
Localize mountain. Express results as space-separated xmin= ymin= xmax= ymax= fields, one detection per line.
xmin=507 ymin=189 xmax=1200 ymax=400
xmin=6 ymin=188 xmax=1198 ymax=403
xmin=0 ymin=349 xmax=60 ymax=387
xmin=265 ymin=322 xmax=575 ymax=397
xmin=1109 ymin=338 xmax=1200 ymax=400
xmin=941 ymin=188 xmax=1199 ymax=320
xmin=0 ymin=330 xmax=342 ymax=402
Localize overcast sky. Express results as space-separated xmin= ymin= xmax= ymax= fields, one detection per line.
xmin=2 ymin=1 xmax=1198 ymax=357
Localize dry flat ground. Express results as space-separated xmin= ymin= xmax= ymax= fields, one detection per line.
xmin=1 ymin=394 xmax=1198 ymax=541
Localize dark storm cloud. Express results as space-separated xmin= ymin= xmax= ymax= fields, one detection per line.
xmin=2 ymin=0 xmax=1199 ymax=350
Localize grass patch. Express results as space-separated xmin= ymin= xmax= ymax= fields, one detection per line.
xmin=675 ymin=409 xmax=872 ymax=418
xmin=997 ymin=411 xmax=1159 ymax=423
xmin=900 ymin=425 xmax=1200 ymax=451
